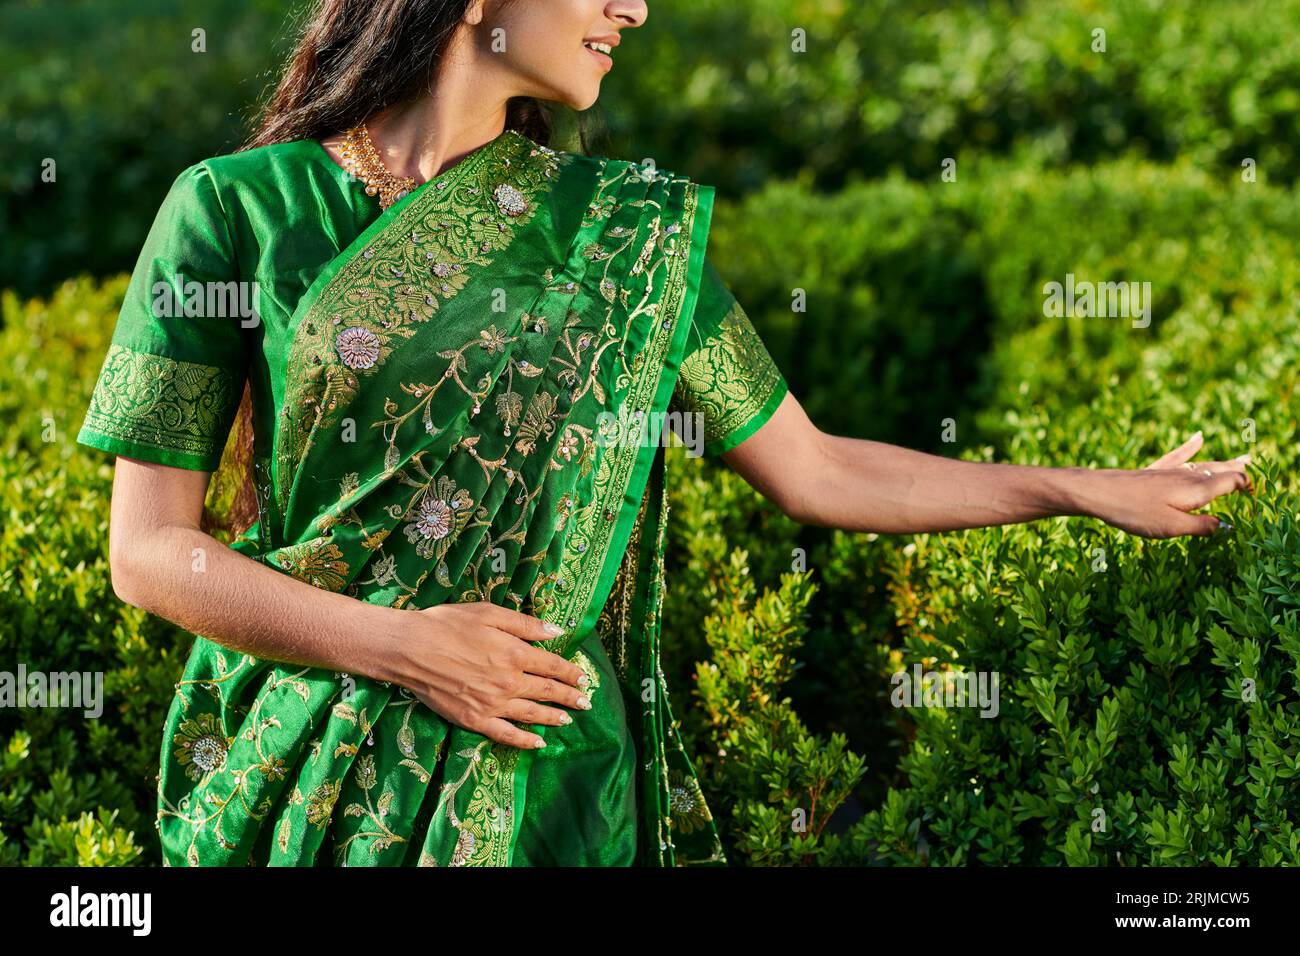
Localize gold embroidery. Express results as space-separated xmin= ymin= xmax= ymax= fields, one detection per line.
xmin=598 ymin=488 xmax=649 ymax=683
xmin=672 ymin=297 xmax=783 ymax=447
xmin=274 ymin=537 xmax=350 ymax=592
xmin=453 ymin=172 xmax=704 ymax=866
xmin=274 ymin=130 xmax=562 ymax=514
xmin=571 ymin=650 xmax=603 ymax=697
xmin=81 ymin=343 xmax=240 ymax=465
xmin=667 ymin=767 xmax=714 ymax=834
xmin=158 ymin=142 xmax=713 ymax=869
xmin=544 ymin=178 xmax=703 ymax=651
xmin=425 ymin=739 xmax=520 ymax=867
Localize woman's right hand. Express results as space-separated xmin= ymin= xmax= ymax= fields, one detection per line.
xmin=381 ymin=601 xmax=593 ymax=749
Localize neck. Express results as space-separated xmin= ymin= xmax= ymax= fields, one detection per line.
xmin=365 ymin=35 xmax=514 ymax=182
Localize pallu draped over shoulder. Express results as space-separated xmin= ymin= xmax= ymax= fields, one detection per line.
xmin=77 ymin=128 xmax=789 ymax=866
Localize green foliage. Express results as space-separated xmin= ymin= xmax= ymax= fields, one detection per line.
xmin=1 ymin=0 xmax=292 ymax=296
xmin=706 ymin=175 xmax=991 ymax=447
xmin=683 ymin=157 xmax=1300 ymax=864
xmin=6 ymin=0 xmax=1300 ymax=867
xmin=0 ymin=278 xmax=199 ymax=865
xmin=682 ymin=545 xmax=879 ymax=865
xmin=606 ymin=0 xmax=1300 ymax=194
xmin=12 ymin=0 xmax=1300 ymax=295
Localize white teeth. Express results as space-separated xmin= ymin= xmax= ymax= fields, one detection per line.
xmin=583 ymin=41 xmax=613 ymax=55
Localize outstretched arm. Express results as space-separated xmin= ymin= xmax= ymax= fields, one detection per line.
xmin=719 ymin=392 xmax=1252 ymax=539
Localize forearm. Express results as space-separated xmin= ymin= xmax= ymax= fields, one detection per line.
xmin=112 ymin=524 xmax=406 ymax=683
xmin=800 ymin=433 xmax=1096 ymax=533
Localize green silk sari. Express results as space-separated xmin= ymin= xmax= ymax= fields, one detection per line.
xmin=77 ymin=127 xmax=788 ymax=867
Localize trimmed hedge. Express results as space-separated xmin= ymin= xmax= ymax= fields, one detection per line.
xmin=11 ymin=0 xmax=1300 ymax=295
xmin=606 ymin=0 xmax=1300 ymax=193
xmin=665 ymin=158 xmax=1299 ymax=864
xmin=0 ymin=277 xmax=203 ymax=864
xmin=4 ymin=154 xmax=1297 ymax=865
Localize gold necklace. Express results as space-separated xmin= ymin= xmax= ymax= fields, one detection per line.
xmin=339 ymin=124 xmax=419 ymax=209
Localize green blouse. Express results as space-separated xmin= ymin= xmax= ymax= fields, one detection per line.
xmin=77 ymin=140 xmax=788 ymax=476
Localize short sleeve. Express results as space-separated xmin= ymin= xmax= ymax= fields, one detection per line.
xmin=77 ymin=163 xmax=250 ymax=471
xmin=669 ymin=257 xmax=788 ymax=456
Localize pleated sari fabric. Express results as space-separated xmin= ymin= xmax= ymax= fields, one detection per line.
xmin=77 ymin=126 xmax=788 ymax=866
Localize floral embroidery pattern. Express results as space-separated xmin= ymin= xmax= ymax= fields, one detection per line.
xmin=571 ymin=650 xmax=602 ymax=698
xmin=671 ymin=297 xmax=784 ymax=448
xmin=273 ymin=129 xmax=563 ymax=516
xmin=419 ymin=739 xmax=522 ymax=867
xmin=305 ymin=780 xmax=341 ymax=828
xmin=274 ymin=537 xmax=350 ymax=592
xmin=541 ymin=174 xmax=704 ymax=648
xmin=80 ymin=344 xmax=240 ymax=467
xmin=667 ymin=767 xmax=713 ymax=835
xmin=172 ymin=713 xmax=232 ymax=782
xmin=402 ymin=475 xmax=474 ymax=560
xmin=155 ymin=130 xmax=729 ymax=869
xmin=492 ymin=182 xmax=528 ymax=216
xmin=335 ymin=326 xmax=382 ymax=370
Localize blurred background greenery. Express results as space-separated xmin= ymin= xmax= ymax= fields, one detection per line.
xmin=3 ymin=0 xmax=1298 ymax=865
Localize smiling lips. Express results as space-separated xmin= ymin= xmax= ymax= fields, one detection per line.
xmin=582 ymin=38 xmax=616 ymax=70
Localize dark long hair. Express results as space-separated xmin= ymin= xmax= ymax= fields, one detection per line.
xmin=205 ymin=0 xmax=599 ymax=538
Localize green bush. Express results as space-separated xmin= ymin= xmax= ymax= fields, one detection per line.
xmin=1 ymin=0 xmax=289 ymax=297
xmin=607 ymin=0 xmax=1300 ymax=193
xmin=11 ymin=0 xmax=1300 ymax=296
xmin=671 ymin=159 xmax=1299 ymax=865
xmin=854 ymin=163 xmax=1300 ymax=863
xmin=6 ymin=0 xmax=1300 ymax=868
xmin=0 ymin=278 xmax=200 ymax=866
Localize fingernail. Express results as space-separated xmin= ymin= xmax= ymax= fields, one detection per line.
xmin=1216 ymin=519 xmax=1234 ymax=533
xmin=559 ymin=712 xmax=572 ymax=725
xmin=577 ymin=695 xmax=592 ymax=710
xmin=1233 ymin=453 xmax=1252 ymax=464
xmin=577 ymin=674 xmax=591 ymax=688
xmin=534 ymin=738 xmax=547 ymax=749
xmin=543 ymin=622 xmax=565 ymax=636
xmin=1190 ymin=430 xmax=1203 ymax=442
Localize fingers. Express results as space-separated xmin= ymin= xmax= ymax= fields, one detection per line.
xmin=466 ymin=602 xmax=587 ymax=688
xmin=475 ymin=717 xmax=548 ymax=751
xmin=408 ymin=602 xmax=591 ymax=750
xmin=516 ymin=644 xmax=589 ymax=690
xmin=1189 ymin=467 xmax=1252 ymax=507
xmin=467 ymin=689 xmax=591 ymax=750
xmin=502 ymin=697 xmax=576 ymax=729
xmin=516 ymin=672 xmax=593 ymax=711
xmin=1147 ymin=431 xmax=1204 ymax=469
xmin=1198 ymin=457 xmax=1254 ymax=492
xmin=1164 ymin=511 xmax=1224 ymax=538
xmin=1191 ymin=460 xmax=1241 ymax=475
xmin=1151 ymin=461 xmax=1249 ymax=537
xmin=459 ymin=673 xmax=590 ymax=751
xmin=475 ymin=602 xmax=567 ymax=643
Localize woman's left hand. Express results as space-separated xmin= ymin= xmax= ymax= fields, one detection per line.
xmin=1080 ymin=432 xmax=1253 ymax=539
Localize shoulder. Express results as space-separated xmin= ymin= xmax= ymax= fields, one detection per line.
xmin=156 ymin=141 xmax=329 ymax=238
xmin=177 ymin=140 xmax=321 ymax=192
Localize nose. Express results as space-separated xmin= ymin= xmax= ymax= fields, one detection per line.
xmin=605 ymin=0 xmax=648 ymax=29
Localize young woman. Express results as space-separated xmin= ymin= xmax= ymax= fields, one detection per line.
xmin=78 ymin=0 xmax=1251 ymax=867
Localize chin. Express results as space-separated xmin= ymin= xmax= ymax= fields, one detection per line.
xmin=557 ymin=86 xmax=601 ymax=112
